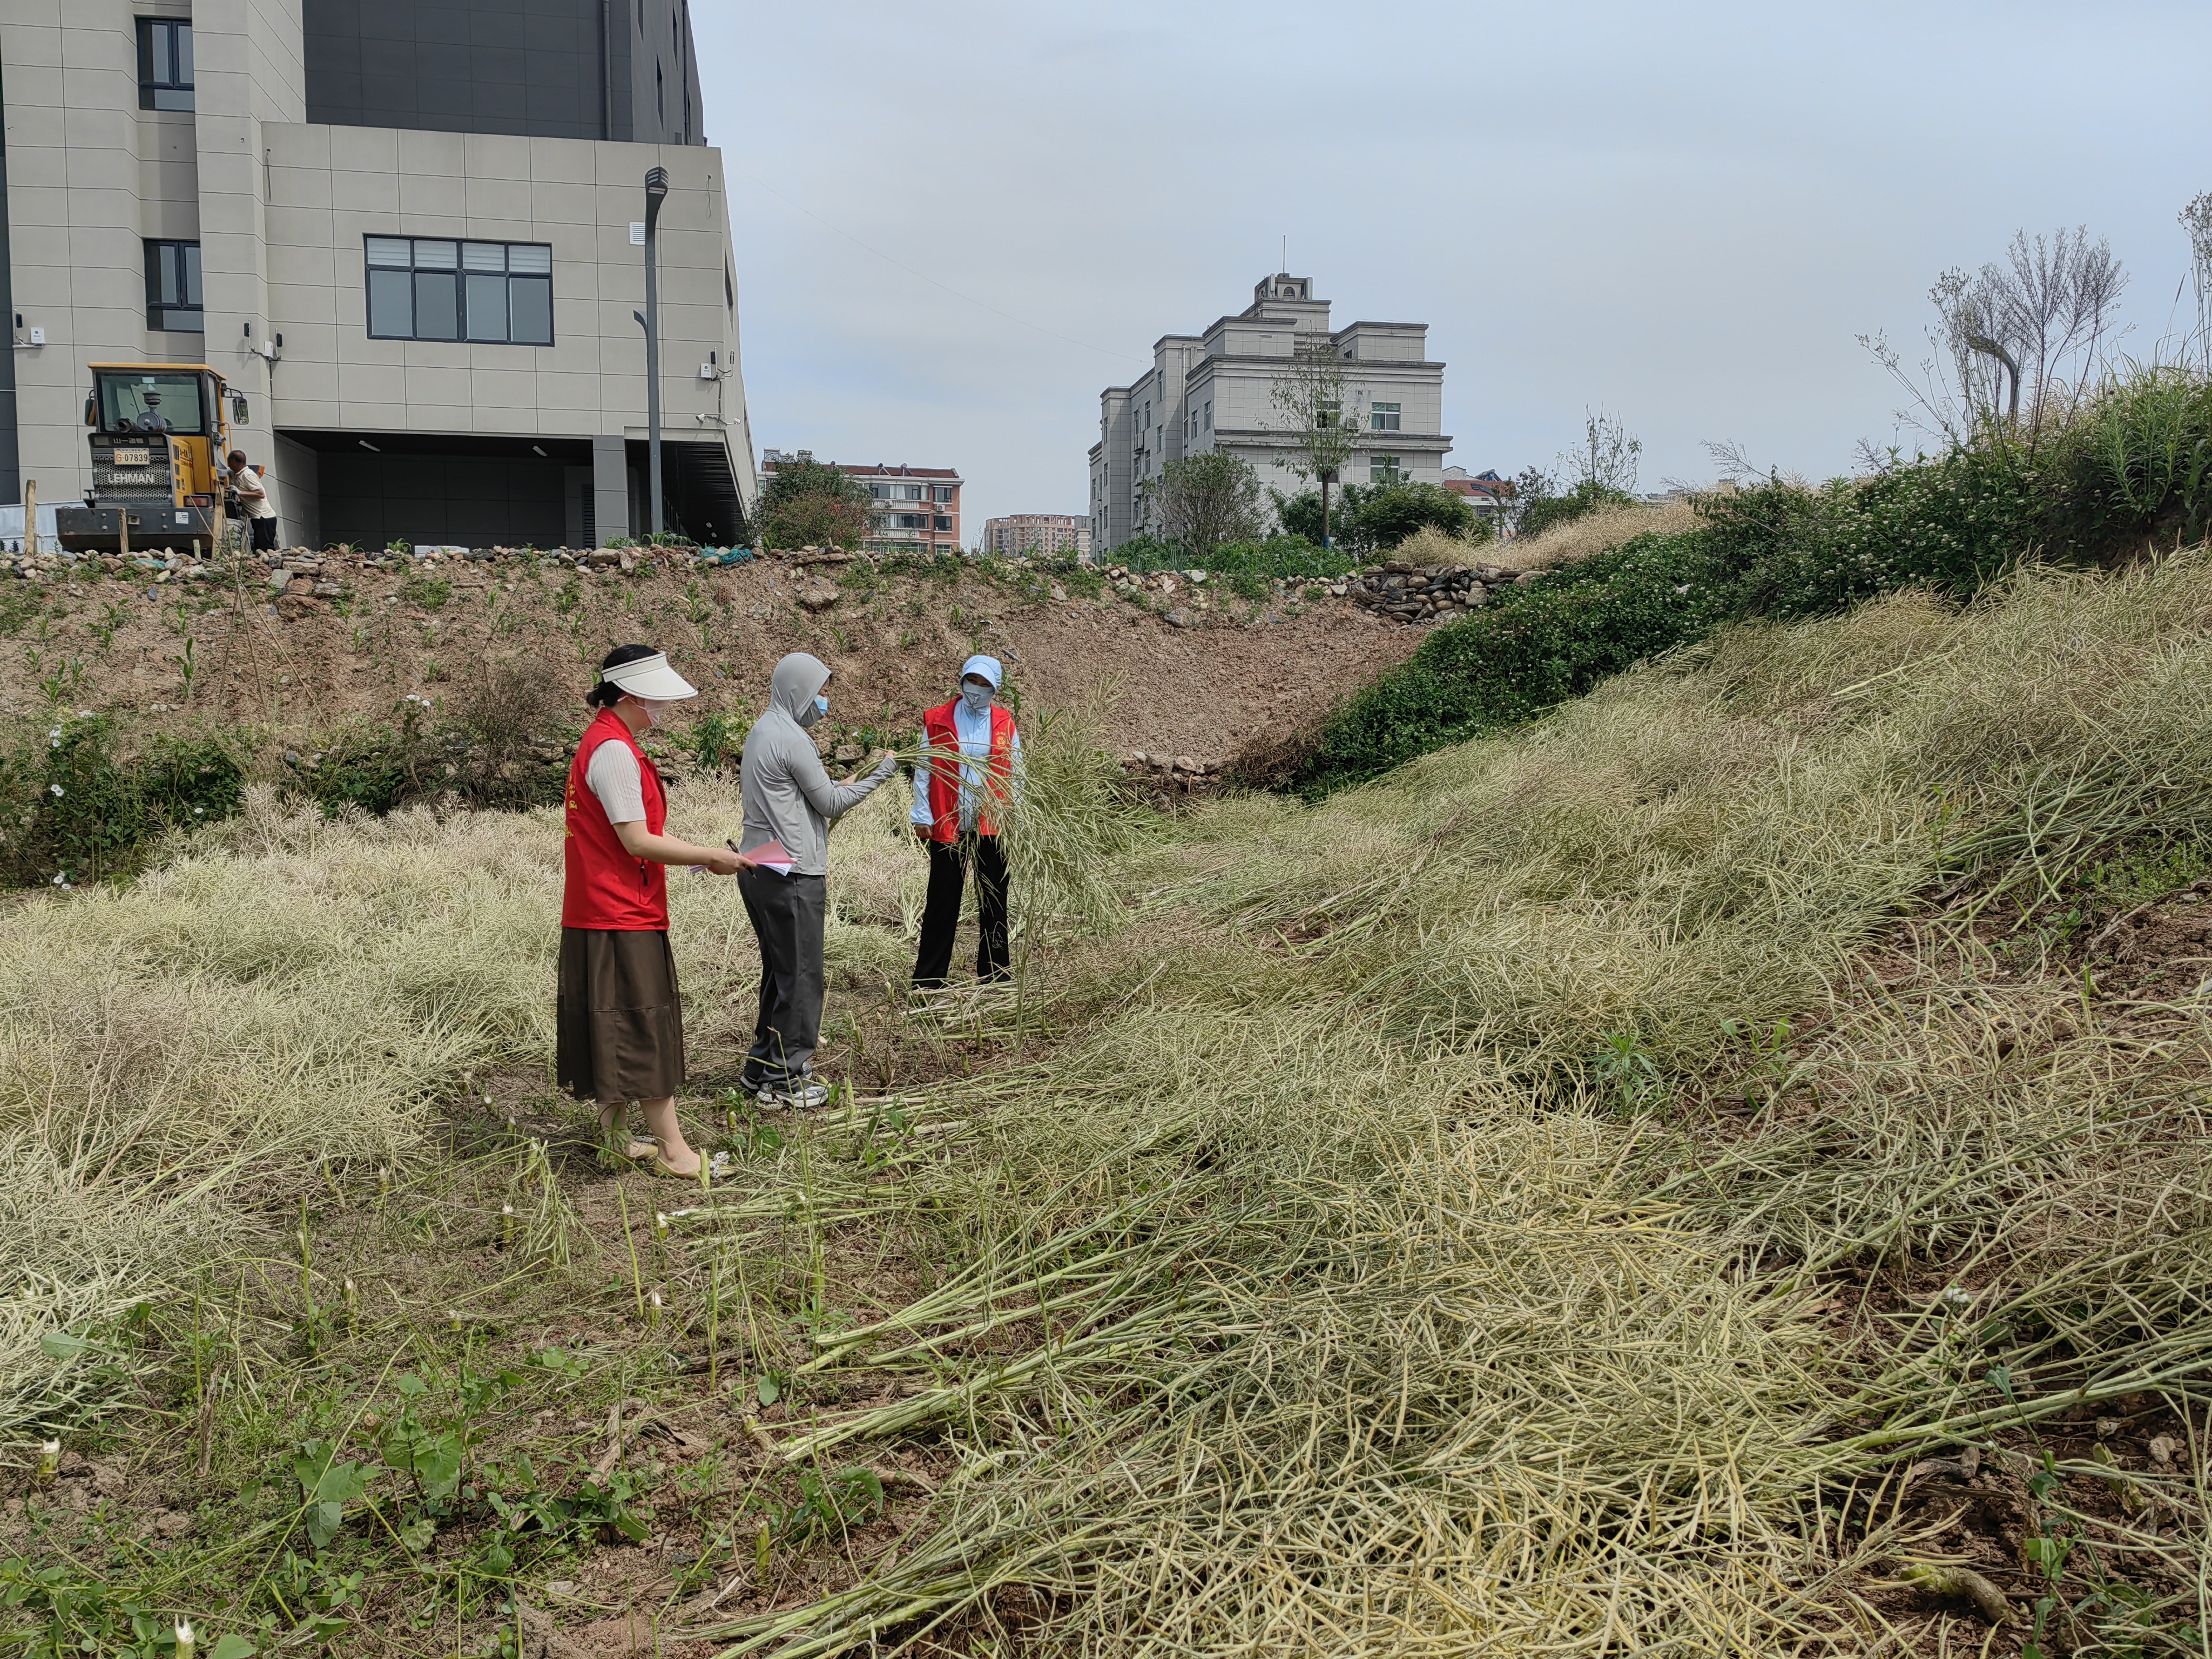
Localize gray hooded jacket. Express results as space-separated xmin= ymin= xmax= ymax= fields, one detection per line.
xmin=738 ymin=652 xmax=894 ymax=876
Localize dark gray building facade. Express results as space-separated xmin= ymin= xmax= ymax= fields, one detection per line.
xmin=301 ymin=0 xmax=704 ymax=145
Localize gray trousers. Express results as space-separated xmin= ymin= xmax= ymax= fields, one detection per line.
xmin=737 ymin=868 xmax=826 ymax=1088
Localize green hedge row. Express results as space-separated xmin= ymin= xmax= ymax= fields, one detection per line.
xmin=1291 ymin=367 xmax=2212 ymax=795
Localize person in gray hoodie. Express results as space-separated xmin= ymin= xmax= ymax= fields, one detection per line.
xmin=736 ymin=651 xmax=896 ymax=1108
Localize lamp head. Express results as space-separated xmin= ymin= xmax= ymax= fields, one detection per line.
xmin=644 ymin=166 xmax=670 ymax=230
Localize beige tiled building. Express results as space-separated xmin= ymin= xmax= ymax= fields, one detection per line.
xmin=983 ymin=513 xmax=1089 ymax=559
xmin=0 ymin=0 xmax=754 ymax=548
xmin=1088 ymin=272 xmax=1449 ymax=554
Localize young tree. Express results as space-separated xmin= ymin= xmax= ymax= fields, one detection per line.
xmin=1562 ymin=408 xmax=1641 ymax=495
xmin=1865 ymin=226 xmax=2128 ymax=443
xmin=757 ymin=456 xmax=875 ymax=551
xmin=1267 ymin=339 xmax=1363 ymax=548
xmin=2183 ymin=192 xmax=2212 ymax=366
xmin=1144 ymin=451 xmax=1265 ymax=552
xmin=1502 ymin=412 xmax=1641 ymax=540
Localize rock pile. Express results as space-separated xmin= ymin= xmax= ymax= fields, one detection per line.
xmin=1123 ymin=750 xmax=1227 ymax=807
xmin=1341 ymin=559 xmax=1536 ymax=624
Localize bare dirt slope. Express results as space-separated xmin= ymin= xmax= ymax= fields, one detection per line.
xmin=2 ymin=547 xmax=1420 ymax=765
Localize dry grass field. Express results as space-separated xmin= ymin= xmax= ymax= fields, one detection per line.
xmin=8 ymin=556 xmax=2212 ymax=1657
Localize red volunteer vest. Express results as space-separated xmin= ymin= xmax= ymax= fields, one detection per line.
xmin=920 ymin=700 xmax=1016 ymax=844
xmin=562 ymin=709 xmax=669 ymax=929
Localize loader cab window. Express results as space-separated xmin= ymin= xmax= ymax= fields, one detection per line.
xmin=94 ymin=372 xmax=209 ymax=437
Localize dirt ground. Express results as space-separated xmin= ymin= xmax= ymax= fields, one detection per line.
xmin=0 ymin=547 xmax=1422 ymax=767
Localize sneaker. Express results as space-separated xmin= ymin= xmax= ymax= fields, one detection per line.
xmin=755 ymin=1078 xmax=831 ymax=1112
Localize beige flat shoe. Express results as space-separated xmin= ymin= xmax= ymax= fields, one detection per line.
xmin=651 ymin=1152 xmax=705 ymax=1182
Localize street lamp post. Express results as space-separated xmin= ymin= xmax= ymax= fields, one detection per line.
xmin=642 ymin=166 xmax=669 ymax=537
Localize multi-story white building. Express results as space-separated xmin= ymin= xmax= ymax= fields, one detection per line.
xmin=982 ymin=513 xmax=1088 ymax=559
xmin=758 ymin=451 xmax=961 ymax=556
xmin=1088 ymin=272 xmax=1448 ymax=553
xmin=0 ymin=0 xmax=755 ymax=549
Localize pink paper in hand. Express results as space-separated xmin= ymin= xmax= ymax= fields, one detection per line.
xmin=746 ymin=838 xmax=797 ymax=874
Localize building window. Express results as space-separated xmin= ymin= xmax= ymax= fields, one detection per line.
xmin=137 ymin=18 xmax=193 ymax=111
xmin=1370 ymin=454 xmax=1403 ymax=484
xmin=896 ymin=513 xmax=927 ymax=530
xmin=1204 ymin=400 xmax=1212 ymax=430
xmin=932 ymin=485 xmax=954 ymax=503
xmin=144 ymin=239 xmax=203 ymax=331
xmin=365 ymin=238 xmax=554 ymax=345
xmin=1371 ymin=402 xmax=1402 ymax=431
xmin=934 ymin=515 xmax=953 ymax=531
xmin=1317 ymin=400 xmax=1341 ymax=429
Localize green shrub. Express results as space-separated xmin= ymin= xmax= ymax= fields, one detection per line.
xmin=301 ymin=690 xmax=578 ymax=819
xmin=2069 ymin=363 xmax=2212 ymax=547
xmin=1269 ymin=482 xmax=1476 ymax=552
xmin=1109 ymin=534 xmax=1188 ymax=571
xmin=1514 ymin=477 xmax=1637 ymax=542
xmin=0 ymin=711 xmax=243 ymax=887
xmin=1702 ymin=444 xmax=2042 ymax=620
xmin=1296 ymin=534 xmax=1729 ymax=793
xmin=1347 ymin=481 xmax=1480 ymax=547
xmin=683 ymin=710 xmax=745 ymax=772
xmin=300 ymin=709 xmax=429 ymax=815
xmin=1287 ymin=365 xmax=2212 ymax=797
xmin=758 ymin=456 xmax=874 ymax=551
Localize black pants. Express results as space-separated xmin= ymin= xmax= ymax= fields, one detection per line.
xmin=912 ymin=832 xmax=1009 ymax=987
xmin=737 ymin=868 xmax=826 ymax=1087
xmin=249 ymin=515 xmax=279 ymax=552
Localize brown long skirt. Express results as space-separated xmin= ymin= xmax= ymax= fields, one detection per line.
xmin=555 ymin=928 xmax=684 ymax=1103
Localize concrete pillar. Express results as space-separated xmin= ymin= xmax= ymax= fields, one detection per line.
xmin=591 ymin=435 xmax=628 ymax=545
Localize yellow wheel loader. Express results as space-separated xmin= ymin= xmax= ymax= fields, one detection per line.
xmin=55 ymin=363 xmax=248 ymax=553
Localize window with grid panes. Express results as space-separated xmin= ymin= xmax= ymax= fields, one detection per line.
xmin=365 ymin=239 xmax=554 ymax=345
xmin=137 ymin=19 xmax=193 ymax=111
xmin=143 ymin=240 xmax=202 ymax=331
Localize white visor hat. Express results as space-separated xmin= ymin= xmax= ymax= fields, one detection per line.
xmin=599 ymin=652 xmax=699 ymax=702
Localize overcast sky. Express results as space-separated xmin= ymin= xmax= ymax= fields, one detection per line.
xmin=694 ymin=1 xmax=2211 ymax=534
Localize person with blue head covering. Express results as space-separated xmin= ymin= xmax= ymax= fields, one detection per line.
xmin=910 ymin=654 xmax=1021 ymax=988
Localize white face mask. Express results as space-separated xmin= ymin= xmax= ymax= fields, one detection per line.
xmin=960 ymin=680 xmax=995 ymax=715
xmin=629 ymin=696 xmax=670 ymax=729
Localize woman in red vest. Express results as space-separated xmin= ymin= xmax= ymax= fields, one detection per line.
xmin=558 ymin=643 xmax=751 ymax=1177
xmin=909 ymin=654 xmax=1021 ymax=988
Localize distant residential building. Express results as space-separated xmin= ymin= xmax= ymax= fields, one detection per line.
xmin=983 ymin=514 xmax=1091 ymax=559
xmin=1442 ymin=467 xmax=1513 ymax=523
xmin=1088 ymin=272 xmax=1450 ymax=554
xmin=759 ymin=451 xmax=961 ymax=554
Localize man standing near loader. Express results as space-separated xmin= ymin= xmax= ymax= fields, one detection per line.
xmin=225 ymin=450 xmax=280 ymax=552
xmin=910 ymin=655 xmax=1021 ymax=990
